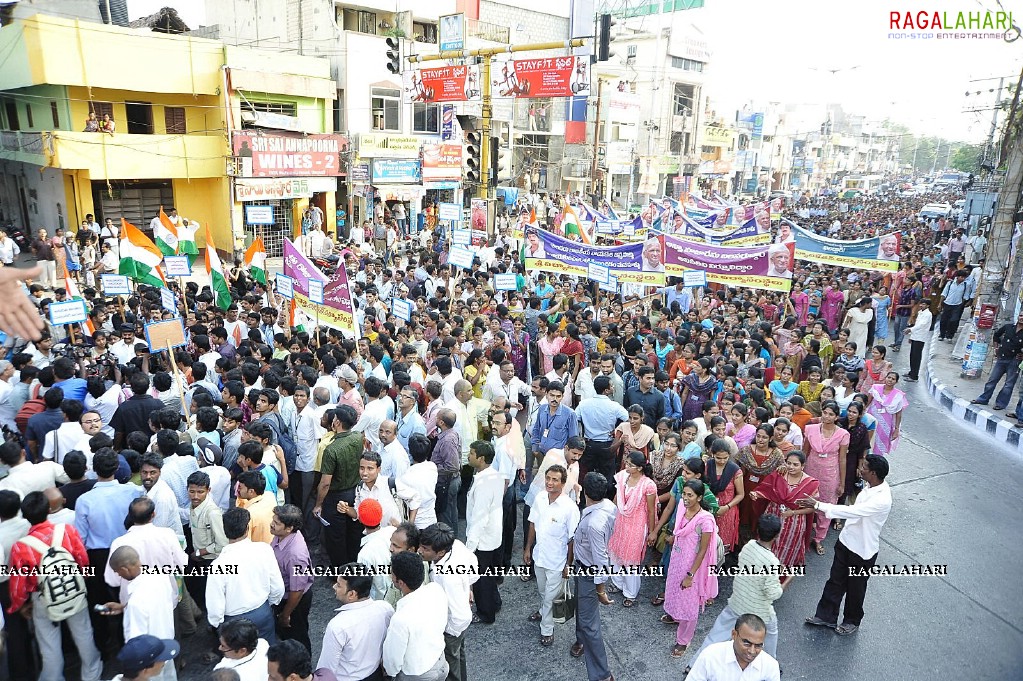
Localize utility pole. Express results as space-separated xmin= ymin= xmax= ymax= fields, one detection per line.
xmin=408 ymin=39 xmax=587 ymax=199
xmin=983 ymin=76 xmax=1006 ymax=170
xmin=978 ymin=113 xmax=1023 ymax=324
xmin=590 ymin=78 xmax=604 ymax=200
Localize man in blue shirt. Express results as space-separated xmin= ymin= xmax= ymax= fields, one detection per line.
xmin=534 ymin=274 xmax=555 ymax=311
xmin=531 ymin=380 xmax=577 ymax=460
xmin=656 ymin=371 xmax=683 ymax=427
xmin=575 ymin=376 xmax=629 ymax=491
xmin=51 ymin=357 xmax=88 ymax=402
xmin=661 ymin=280 xmax=693 ymax=315
xmin=25 ymin=386 xmax=65 ymax=462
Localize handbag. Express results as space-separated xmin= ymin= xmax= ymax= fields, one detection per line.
xmin=716 ymin=534 xmax=726 ymax=567
xmin=552 ymin=578 xmax=576 ymax=623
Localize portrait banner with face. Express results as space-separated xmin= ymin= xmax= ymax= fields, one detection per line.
xmin=791 ymin=223 xmax=900 ymax=273
xmin=663 ymin=237 xmax=794 ymax=292
xmin=674 ymin=215 xmax=770 ymax=247
xmin=283 ymin=239 xmax=357 ymax=337
xmin=523 ymin=229 xmax=660 ymax=284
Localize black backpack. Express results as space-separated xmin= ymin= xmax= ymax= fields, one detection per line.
xmin=262 ymin=413 xmax=298 ymax=474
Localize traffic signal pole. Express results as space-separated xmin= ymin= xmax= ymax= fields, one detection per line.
xmin=408 ymin=38 xmax=587 ymax=199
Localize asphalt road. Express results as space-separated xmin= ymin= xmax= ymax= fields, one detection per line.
xmin=94 ymin=336 xmax=1021 ymax=680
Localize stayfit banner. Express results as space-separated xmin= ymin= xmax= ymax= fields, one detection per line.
xmin=232 ymin=132 xmax=348 ymax=177
xmin=283 ymin=239 xmax=357 ymax=336
xmin=663 ymin=238 xmax=795 ymax=292
xmin=523 ymin=228 xmax=662 ymax=284
xmin=403 ymin=65 xmax=481 ymax=103
xmin=491 ymin=56 xmax=590 ymax=99
xmin=791 ymin=223 xmax=901 ymax=273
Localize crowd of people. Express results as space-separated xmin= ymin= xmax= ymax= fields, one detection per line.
xmin=0 ymin=181 xmax=971 ymax=681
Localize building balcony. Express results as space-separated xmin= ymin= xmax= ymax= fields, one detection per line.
xmin=43 ymin=131 xmax=226 ymax=179
xmin=0 ymin=131 xmax=47 ymax=165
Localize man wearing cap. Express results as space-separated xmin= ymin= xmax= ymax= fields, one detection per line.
xmin=356 ymin=498 xmax=396 ymax=600
xmin=338 ymin=366 xmax=364 ymax=418
xmin=113 ymin=635 xmax=180 ymax=681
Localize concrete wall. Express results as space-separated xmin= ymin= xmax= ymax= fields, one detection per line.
xmin=0 ymin=161 xmax=71 ymax=235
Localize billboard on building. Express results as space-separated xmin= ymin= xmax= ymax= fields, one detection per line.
xmin=232 ymin=132 xmax=348 ymax=177
xmin=439 ymin=13 xmax=465 ymax=52
xmin=491 ymin=56 xmax=590 ymax=99
xmin=403 ymin=65 xmax=481 ymax=103
xmin=422 ymin=143 xmax=463 ymax=181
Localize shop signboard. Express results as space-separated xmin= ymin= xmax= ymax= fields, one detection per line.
xmin=422 ymin=143 xmax=463 ymax=181
xmin=358 ymin=134 xmax=421 ymax=158
xmin=234 ymin=177 xmax=336 ymax=202
xmin=232 ymin=132 xmax=347 ymax=177
xmin=371 ymin=159 xmax=421 ymax=184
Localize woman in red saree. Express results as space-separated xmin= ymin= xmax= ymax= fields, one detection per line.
xmin=734 ymin=424 xmax=785 ymax=543
xmin=706 ymin=437 xmax=744 ymax=554
xmin=750 ymin=451 xmax=819 ymax=583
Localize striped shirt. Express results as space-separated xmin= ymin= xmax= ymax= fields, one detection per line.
xmin=726 ymin=540 xmax=784 ymax=623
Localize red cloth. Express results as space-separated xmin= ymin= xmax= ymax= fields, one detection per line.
xmin=7 ymin=521 xmax=90 ymax=613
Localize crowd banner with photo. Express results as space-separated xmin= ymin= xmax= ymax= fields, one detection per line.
xmin=663 ymin=237 xmax=794 ymax=292
xmin=673 ymin=213 xmax=770 ymax=246
xmin=283 ymin=239 xmax=357 ymax=337
xmin=403 ymin=66 xmax=481 ymax=103
xmin=491 ymin=56 xmax=590 ymax=99
xmin=790 ymin=222 xmax=901 ymax=273
xmin=522 ymin=229 xmax=662 ymax=285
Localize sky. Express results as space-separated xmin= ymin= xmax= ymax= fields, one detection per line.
xmin=127 ymin=0 xmax=1023 ymax=142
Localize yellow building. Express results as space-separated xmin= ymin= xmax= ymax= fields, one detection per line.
xmin=0 ymin=14 xmax=339 ymax=255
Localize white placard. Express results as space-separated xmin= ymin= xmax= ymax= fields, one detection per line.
xmin=100 ymin=274 xmax=131 ymax=296
xmin=452 ymin=229 xmax=472 ymax=245
xmin=276 ymin=274 xmax=294 ymax=300
xmin=163 ymin=256 xmax=191 ymax=277
xmin=438 ymin=202 xmax=461 ymax=221
xmin=587 ymin=262 xmax=610 ymax=285
xmin=623 ymin=222 xmax=636 ymax=236
xmin=599 ymin=275 xmax=619 ymax=294
xmin=160 ymin=288 xmax=176 ymax=313
xmin=49 ymin=299 xmax=88 ymax=325
xmin=308 ymin=279 xmax=324 ymax=305
xmin=494 ymin=273 xmax=517 ymax=291
xmin=447 ymin=246 xmax=475 ymax=270
xmin=682 ymin=270 xmax=707 ymax=288
xmin=392 ymin=297 xmax=413 ymax=322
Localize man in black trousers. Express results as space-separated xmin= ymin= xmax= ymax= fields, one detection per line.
xmin=798 ymin=455 xmax=892 ymax=635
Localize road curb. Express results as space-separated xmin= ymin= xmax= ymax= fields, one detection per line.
xmin=924 ymin=328 xmax=1023 ymax=456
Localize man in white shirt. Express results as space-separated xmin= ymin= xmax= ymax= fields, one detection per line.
xmin=799 ymin=455 xmax=892 ymax=635
xmin=138 ymin=452 xmax=185 ymax=541
xmin=0 ymin=440 xmax=69 ymax=499
xmin=206 ymin=506 xmax=285 ymax=644
xmin=419 ymin=523 xmax=478 ymax=681
xmin=446 ymin=380 xmax=490 ymax=467
xmin=382 ymin=551 xmax=449 ymax=680
xmin=213 ymin=619 xmax=270 ymax=681
xmin=465 ymin=440 xmax=504 ymax=624
xmin=40 ymin=401 xmax=89 ymax=464
xmin=482 ymin=361 xmax=528 ymax=420
xmin=353 ymin=377 xmax=393 ymax=452
xmin=318 ymin=563 xmax=394 ymax=679
xmin=686 ymin=614 xmax=781 ymax=681
xmin=104 ymin=497 xmax=187 ymax=603
xmin=377 ymin=420 xmax=410 ymax=480
xmin=523 ymin=464 xmax=580 ymax=647
xmin=545 ymin=354 xmax=574 ymax=406
xmin=401 ymin=433 xmax=438 ymax=530
xmin=574 ymin=355 xmax=603 ymax=404
xmin=356 ymin=499 xmax=396 ymax=600
xmin=104 ymin=545 xmax=179 ymax=681
xmin=335 ymin=451 xmax=415 ymax=531
xmin=903 ymin=299 xmax=933 ymax=382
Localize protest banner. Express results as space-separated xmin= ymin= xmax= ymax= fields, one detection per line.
xmin=522 ymin=228 xmax=662 ymax=285
xmin=283 ymin=239 xmax=357 ymax=336
xmin=663 ymin=237 xmax=793 ymax=292
xmin=791 ymin=223 xmax=900 ymax=273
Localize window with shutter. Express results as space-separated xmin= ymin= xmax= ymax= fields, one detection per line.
xmin=164 ymin=107 xmax=186 ymax=134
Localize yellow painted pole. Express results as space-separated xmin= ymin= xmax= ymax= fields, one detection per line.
xmin=481 ymin=55 xmax=491 ymax=200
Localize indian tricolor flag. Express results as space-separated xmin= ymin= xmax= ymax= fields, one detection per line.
xmin=119 ymin=219 xmax=166 ymax=288
xmin=63 ymin=264 xmax=95 ymax=337
xmin=561 ymin=204 xmax=592 ymax=244
xmin=177 ymin=220 xmax=199 ymax=260
xmin=153 ymin=207 xmax=178 ymax=256
xmin=204 ymin=225 xmax=232 ymax=311
xmin=243 ymin=237 xmax=267 ymax=285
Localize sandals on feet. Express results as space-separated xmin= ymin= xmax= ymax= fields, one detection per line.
xmin=814 ymin=541 xmax=826 ymax=555
xmin=659 ymin=614 xmax=678 ymax=625
xmin=671 ymin=644 xmax=687 ymax=658
xmin=527 ymin=611 xmax=542 ymax=622
xmin=622 ymin=598 xmax=636 ymax=608
xmin=540 ymin=635 xmax=554 ymax=647
xmin=650 ymin=594 xmax=665 ymax=606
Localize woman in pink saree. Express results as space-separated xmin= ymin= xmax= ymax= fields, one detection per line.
xmin=662 ymin=479 xmax=718 ymax=658
xmin=789 ymin=282 xmax=810 ymax=326
xmin=820 ymin=281 xmax=847 ymax=332
xmin=866 ymin=372 xmax=908 ymax=456
xmin=802 ymin=401 xmax=848 ymax=555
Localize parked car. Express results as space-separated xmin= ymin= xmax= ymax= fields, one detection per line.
xmin=918 ymin=203 xmax=952 ymax=220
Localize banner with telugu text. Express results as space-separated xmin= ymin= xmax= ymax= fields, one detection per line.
xmin=791 ymin=223 xmax=900 ymax=274
xmin=663 ymin=237 xmax=794 ymax=292
xmin=282 ymin=239 xmax=357 ymax=337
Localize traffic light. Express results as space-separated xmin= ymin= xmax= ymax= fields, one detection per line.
xmin=385 ymin=37 xmax=401 ymax=74
xmin=597 ymin=14 xmax=614 ymax=62
xmin=466 ymin=132 xmax=482 ymax=184
xmin=490 ymin=137 xmax=508 ymax=184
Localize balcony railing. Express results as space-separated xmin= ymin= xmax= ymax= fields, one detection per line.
xmin=467 ymin=18 xmax=510 ymax=44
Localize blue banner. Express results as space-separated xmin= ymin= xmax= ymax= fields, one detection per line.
xmin=791 ymin=221 xmax=901 ymax=273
